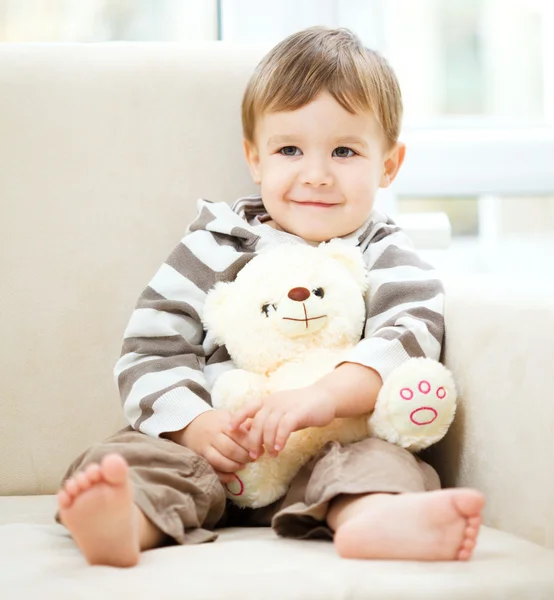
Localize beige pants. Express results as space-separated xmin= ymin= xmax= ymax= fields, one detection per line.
xmin=59 ymin=427 xmax=440 ymax=545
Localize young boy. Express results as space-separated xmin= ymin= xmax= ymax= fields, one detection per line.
xmin=57 ymin=26 xmax=484 ymax=567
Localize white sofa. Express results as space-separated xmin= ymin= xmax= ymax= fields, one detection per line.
xmin=1 ymin=42 xmax=554 ymax=599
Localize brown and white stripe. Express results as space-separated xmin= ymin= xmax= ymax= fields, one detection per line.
xmin=115 ymin=196 xmax=445 ymax=438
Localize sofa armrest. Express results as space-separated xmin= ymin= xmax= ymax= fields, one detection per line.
xmin=425 ymin=275 xmax=554 ymax=550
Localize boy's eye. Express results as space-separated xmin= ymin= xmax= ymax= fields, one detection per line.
xmin=279 ymin=146 xmax=301 ymax=157
xmin=261 ymin=303 xmax=277 ymax=317
xmin=312 ymin=287 xmax=325 ymax=298
xmin=333 ymin=146 xmax=355 ymax=158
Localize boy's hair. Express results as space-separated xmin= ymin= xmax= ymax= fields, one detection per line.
xmin=242 ymin=27 xmax=403 ymax=149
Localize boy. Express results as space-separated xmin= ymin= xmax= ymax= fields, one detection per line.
xmin=57 ymin=26 xmax=484 ymax=567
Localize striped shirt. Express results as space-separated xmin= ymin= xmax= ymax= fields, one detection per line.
xmin=115 ymin=195 xmax=445 ymax=438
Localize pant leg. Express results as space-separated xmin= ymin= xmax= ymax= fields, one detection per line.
xmin=270 ymin=437 xmax=441 ymax=540
xmin=56 ymin=426 xmax=226 ymax=545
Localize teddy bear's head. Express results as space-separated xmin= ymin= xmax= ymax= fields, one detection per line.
xmin=202 ymin=242 xmax=368 ymax=374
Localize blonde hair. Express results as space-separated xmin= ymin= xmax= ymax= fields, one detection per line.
xmin=242 ymin=27 xmax=403 ymax=149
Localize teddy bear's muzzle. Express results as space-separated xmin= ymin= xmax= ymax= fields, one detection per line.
xmin=275 ymin=292 xmax=327 ymax=337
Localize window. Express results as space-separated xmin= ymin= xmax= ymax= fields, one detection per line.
xmin=221 ymin=0 xmax=554 ymax=277
xmin=0 ymin=0 xmax=217 ymax=42
xmin=2 ymin=0 xmax=553 ymax=275
xmin=221 ymin=0 xmax=550 ymax=123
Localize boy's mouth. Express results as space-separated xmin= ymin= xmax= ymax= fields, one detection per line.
xmin=292 ymin=201 xmax=337 ymax=208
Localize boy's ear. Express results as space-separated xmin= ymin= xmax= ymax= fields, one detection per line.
xmin=243 ymin=139 xmax=262 ymax=184
xmin=380 ymin=142 xmax=406 ymax=188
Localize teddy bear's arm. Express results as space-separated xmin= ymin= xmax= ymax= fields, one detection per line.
xmin=369 ymin=358 xmax=457 ymax=451
xmin=211 ymin=369 xmax=270 ymax=411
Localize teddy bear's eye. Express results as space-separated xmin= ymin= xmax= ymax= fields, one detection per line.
xmin=261 ymin=303 xmax=277 ymax=317
xmin=312 ymin=287 xmax=325 ymax=298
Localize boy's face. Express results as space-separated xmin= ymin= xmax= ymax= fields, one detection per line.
xmin=244 ymin=92 xmax=405 ymax=242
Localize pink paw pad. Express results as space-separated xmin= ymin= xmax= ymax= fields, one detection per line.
xmin=400 ymin=388 xmax=414 ymax=400
xmin=418 ymin=380 xmax=431 ymax=394
xmin=225 ymin=474 xmax=245 ymax=497
xmin=399 ymin=380 xmax=448 ymax=426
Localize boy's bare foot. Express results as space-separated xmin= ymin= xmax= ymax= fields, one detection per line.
xmin=57 ymin=454 xmax=140 ymax=567
xmin=332 ymin=488 xmax=484 ymax=561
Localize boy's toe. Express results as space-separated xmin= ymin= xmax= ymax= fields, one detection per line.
xmin=461 ymin=537 xmax=475 ymax=552
xmin=100 ymin=454 xmax=129 ymax=485
xmin=64 ymin=478 xmax=79 ymax=497
xmin=57 ymin=489 xmax=72 ymax=509
xmin=76 ymin=471 xmax=92 ymax=491
xmin=458 ymin=548 xmax=472 ymax=561
xmin=468 ymin=515 xmax=482 ymax=529
xmin=85 ymin=463 xmax=102 ymax=483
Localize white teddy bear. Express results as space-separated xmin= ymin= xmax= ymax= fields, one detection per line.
xmin=202 ymin=242 xmax=456 ymax=508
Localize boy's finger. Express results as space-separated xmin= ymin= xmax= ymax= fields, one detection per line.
xmin=247 ymin=409 xmax=268 ymax=459
xmin=274 ymin=414 xmax=298 ymax=452
xmin=240 ymin=418 xmax=254 ymax=433
xmin=218 ymin=433 xmax=251 ymax=464
xmin=229 ymin=400 xmax=263 ymax=431
xmin=263 ymin=411 xmax=283 ymax=456
xmin=206 ymin=447 xmax=246 ymax=474
xmin=216 ymin=471 xmax=237 ymax=484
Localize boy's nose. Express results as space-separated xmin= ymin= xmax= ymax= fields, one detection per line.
xmin=300 ymin=160 xmax=332 ymax=187
xmin=288 ymin=287 xmax=310 ymax=301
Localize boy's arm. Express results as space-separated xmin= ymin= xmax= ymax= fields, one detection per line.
xmin=229 ymin=362 xmax=382 ymax=457
xmin=312 ymin=362 xmax=382 ymax=417
xmin=115 ymin=226 xmax=253 ymax=439
xmin=328 ymin=218 xmax=445 ymax=416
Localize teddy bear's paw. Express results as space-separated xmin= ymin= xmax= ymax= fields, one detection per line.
xmin=369 ymin=358 xmax=457 ymax=452
xmin=399 ymin=379 xmax=447 ymax=427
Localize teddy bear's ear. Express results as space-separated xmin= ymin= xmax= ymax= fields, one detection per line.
xmin=318 ymin=241 xmax=368 ymax=291
xmin=202 ymin=282 xmax=234 ymax=342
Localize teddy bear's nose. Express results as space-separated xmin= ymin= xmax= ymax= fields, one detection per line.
xmin=288 ymin=287 xmax=310 ymax=302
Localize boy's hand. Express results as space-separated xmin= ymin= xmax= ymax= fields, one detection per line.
xmin=175 ymin=410 xmax=253 ymax=484
xmin=228 ymin=386 xmax=336 ymax=459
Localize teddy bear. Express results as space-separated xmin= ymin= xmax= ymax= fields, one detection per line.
xmin=202 ymin=241 xmax=457 ymax=508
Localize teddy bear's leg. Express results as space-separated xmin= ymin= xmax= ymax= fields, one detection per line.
xmin=368 ymin=358 xmax=457 ymax=452
xmin=224 ymin=454 xmax=294 ymax=509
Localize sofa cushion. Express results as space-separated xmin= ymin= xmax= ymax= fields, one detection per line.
xmin=1 ymin=495 xmax=553 ymax=599
xmin=0 ymin=42 xmax=261 ymax=496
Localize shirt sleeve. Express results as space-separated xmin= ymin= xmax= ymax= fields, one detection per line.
xmin=114 ymin=221 xmax=252 ymax=438
xmin=343 ymin=218 xmax=445 ymax=382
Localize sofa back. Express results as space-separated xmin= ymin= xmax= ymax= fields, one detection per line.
xmin=0 ymin=42 xmax=261 ymax=494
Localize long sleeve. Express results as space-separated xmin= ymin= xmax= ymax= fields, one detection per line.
xmin=345 ymin=218 xmax=445 ymax=381
xmin=114 ymin=206 xmax=254 ymax=438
